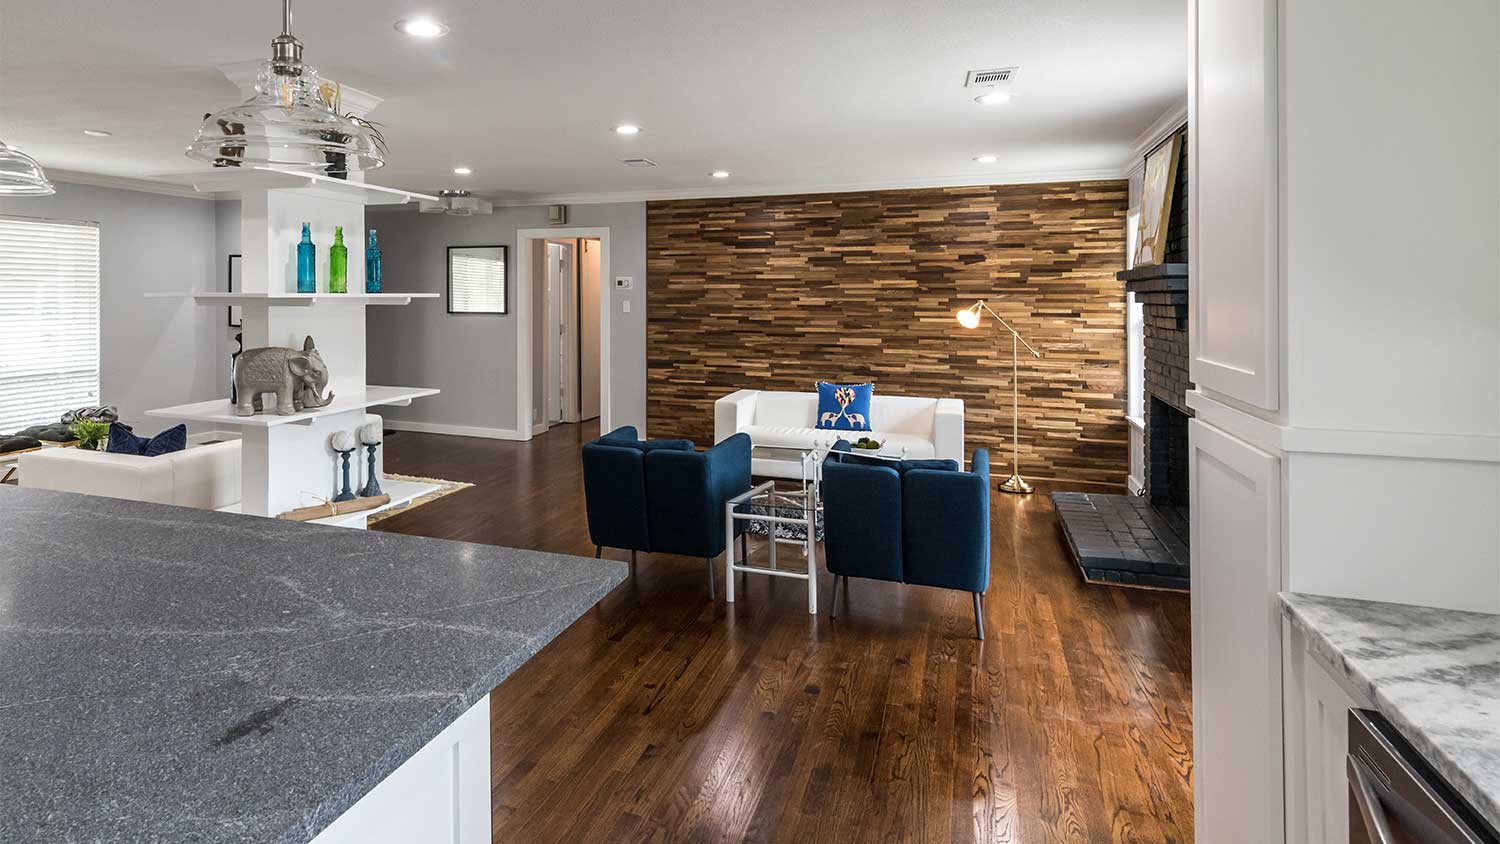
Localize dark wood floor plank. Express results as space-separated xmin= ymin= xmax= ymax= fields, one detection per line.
xmin=375 ymin=422 xmax=1193 ymax=844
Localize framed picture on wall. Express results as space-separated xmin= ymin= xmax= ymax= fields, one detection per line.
xmin=447 ymin=245 xmax=508 ymax=314
xmin=1133 ymin=133 xmax=1181 ymax=268
xmin=226 ymin=254 xmax=243 ymax=327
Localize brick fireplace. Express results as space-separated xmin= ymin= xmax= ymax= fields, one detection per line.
xmin=1051 ymin=127 xmax=1192 ymax=591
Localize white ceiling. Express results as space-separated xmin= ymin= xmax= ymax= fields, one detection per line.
xmin=0 ymin=0 xmax=1186 ymax=203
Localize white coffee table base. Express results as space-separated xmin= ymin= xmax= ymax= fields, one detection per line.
xmin=724 ymin=481 xmax=819 ymax=614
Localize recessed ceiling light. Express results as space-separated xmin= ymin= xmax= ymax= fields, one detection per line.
xmin=612 ymin=124 xmax=642 ymax=136
xmin=82 ymin=129 xmax=112 ymax=137
xmin=974 ymin=154 xmax=998 ymax=164
xmin=710 ymin=170 xmax=731 ymax=179
xmin=452 ymin=166 xmax=472 ymax=175
xmin=974 ymin=91 xmax=1013 ymax=105
xmin=395 ymin=18 xmax=449 ymax=38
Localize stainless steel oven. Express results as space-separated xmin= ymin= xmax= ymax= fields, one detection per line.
xmin=1348 ymin=709 xmax=1500 ymax=844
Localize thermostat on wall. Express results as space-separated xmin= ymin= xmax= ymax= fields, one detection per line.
xmin=615 ymin=276 xmax=633 ymax=290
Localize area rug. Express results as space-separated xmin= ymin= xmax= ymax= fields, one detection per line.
xmin=366 ymin=473 xmax=473 ymax=525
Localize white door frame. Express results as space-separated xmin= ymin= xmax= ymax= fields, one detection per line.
xmin=516 ymin=227 xmax=611 ymax=440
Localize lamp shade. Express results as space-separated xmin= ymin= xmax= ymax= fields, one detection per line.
xmin=956 ymin=306 xmax=981 ymax=329
xmin=186 ymin=58 xmax=384 ymax=175
xmin=0 ymin=141 xmax=56 ymax=196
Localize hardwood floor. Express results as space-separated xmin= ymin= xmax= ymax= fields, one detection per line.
xmin=376 ymin=422 xmax=1194 ymax=844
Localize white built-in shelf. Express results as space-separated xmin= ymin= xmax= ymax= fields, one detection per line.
xmin=150 ymin=165 xmax=439 ymax=206
xmin=146 ymin=386 xmax=440 ymax=428
xmin=145 ymin=291 xmax=438 ymax=307
xmin=216 ymin=478 xmax=444 ymax=527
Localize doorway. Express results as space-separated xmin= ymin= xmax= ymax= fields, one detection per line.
xmin=516 ymin=227 xmax=611 ymax=439
xmin=537 ymin=238 xmax=603 ymax=429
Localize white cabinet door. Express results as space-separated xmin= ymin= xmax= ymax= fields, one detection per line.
xmin=1284 ymin=623 xmax=1366 ymax=844
xmin=1191 ymin=419 xmax=1284 ymax=843
xmin=1190 ymin=0 xmax=1280 ymax=409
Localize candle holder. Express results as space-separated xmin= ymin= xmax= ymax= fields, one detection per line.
xmin=331 ymin=430 xmax=357 ymax=502
xmin=358 ymin=422 xmax=383 ymax=498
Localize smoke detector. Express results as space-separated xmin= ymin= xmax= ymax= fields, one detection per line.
xmin=965 ymin=67 xmax=1018 ymax=88
xmin=419 ymin=189 xmax=493 ymax=216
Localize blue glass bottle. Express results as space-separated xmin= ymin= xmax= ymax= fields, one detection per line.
xmin=296 ymin=223 xmax=316 ymax=293
xmin=365 ymin=229 xmax=382 ymax=293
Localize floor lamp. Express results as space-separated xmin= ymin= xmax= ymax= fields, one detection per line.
xmin=956 ymin=300 xmax=1042 ymax=494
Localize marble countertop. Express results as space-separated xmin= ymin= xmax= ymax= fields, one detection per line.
xmin=1281 ymin=592 xmax=1500 ymax=831
xmin=0 ymin=485 xmax=627 ymax=844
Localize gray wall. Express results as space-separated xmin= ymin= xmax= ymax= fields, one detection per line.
xmin=365 ymin=201 xmax=647 ymax=435
xmin=0 ymin=181 xmax=227 ymax=429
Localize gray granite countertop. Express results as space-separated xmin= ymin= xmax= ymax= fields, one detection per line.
xmin=1281 ymin=592 xmax=1500 ymax=831
xmin=0 ymin=485 xmax=627 ymax=844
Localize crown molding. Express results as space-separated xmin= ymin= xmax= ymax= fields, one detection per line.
xmin=467 ymin=166 xmax=1128 ymax=208
xmin=47 ymin=169 xmax=215 ymax=200
xmin=216 ymin=60 xmax=383 ymax=116
xmin=1123 ymin=98 xmax=1189 ymax=178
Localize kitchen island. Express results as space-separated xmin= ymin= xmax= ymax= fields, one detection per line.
xmin=0 ymin=485 xmax=628 ymax=843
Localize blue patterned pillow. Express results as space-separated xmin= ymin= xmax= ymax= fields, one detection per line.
xmin=815 ymin=382 xmax=873 ymax=431
xmin=106 ymin=422 xmax=187 ymax=457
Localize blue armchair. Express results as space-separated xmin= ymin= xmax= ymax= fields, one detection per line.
xmin=581 ymin=426 xmax=752 ymax=598
xmin=820 ymin=443 xmax=991 ymax=638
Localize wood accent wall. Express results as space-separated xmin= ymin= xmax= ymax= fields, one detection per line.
xmin=646 ymin=181 xmax=1130 ymax=488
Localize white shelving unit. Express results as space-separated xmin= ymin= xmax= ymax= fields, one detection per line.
xmin=145 ymin=292 xmax=439 ymax=307
xmin=146 ymin=164 xmax=442 ymax=526
xmin=217 ymin=477 xmax=443 ymax=529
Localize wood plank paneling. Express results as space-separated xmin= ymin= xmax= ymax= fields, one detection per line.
xmin=646 ymin=181 xmax=1130 ymax=488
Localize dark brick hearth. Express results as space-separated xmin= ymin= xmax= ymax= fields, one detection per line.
xmin=1053 ymin=127 xmax=1193 ymax=591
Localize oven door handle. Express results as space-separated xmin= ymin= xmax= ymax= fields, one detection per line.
xmin=1348 ymin=754 xmax=1398 ymax=844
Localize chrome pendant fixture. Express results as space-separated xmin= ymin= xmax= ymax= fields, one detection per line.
xmin=0 ymin=140 xmax=55 ymax=196
xmin=186 ymin=0 xmax=386 ymax=175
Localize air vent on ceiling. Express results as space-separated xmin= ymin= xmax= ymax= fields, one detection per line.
xmin=965 ymin=67 xmax=1018 ymax=88
xmin=619 ymin=157 xmax=658 ymax=168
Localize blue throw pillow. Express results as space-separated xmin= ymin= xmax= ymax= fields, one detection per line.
xmin=815 ymin=382 xmax=873 ymax=431
xmin=106 ymin=422 xmax=187 ymax=457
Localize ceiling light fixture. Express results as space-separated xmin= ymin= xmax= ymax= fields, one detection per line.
xmin=186 ymin=0 xmax=387 ymax=174
xmin=612 ymin=124 xmax=642 ymax=136
xmin=973 ymin=154 xmax=998 ymax=164
xmin=0 ymin=140 xmax=55 ymax=196
xmin=974 ymin=91 xmax=1013 ymax=105
xmin=710 ymin=170 xmax=731 ymax=179
xmin=395 ymin=18 xmax=449 ymax=38
xmin=452 ymin=166 xmax=472 ymax=175
xmin=82 ymin=129 xmax=113 ymax=138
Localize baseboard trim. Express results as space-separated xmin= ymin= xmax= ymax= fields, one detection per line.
xmin=1127 ymin=476 xmax=1145 ymax=496
xmin=382 ymin=419 xmax=528 ymax=441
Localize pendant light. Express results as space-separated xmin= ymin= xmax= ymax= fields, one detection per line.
xmin=0 ymin=140 xmax=55 ymax=196
xmin=186 ymin=0 xmax=386 ymax=175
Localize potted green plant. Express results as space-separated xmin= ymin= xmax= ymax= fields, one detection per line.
xmin=70 ymin=418 xmax=110 ymax=451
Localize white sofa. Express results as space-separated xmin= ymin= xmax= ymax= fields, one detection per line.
xmin=20 ymin=440 xmax=242 ymax=510
xmin=714 ymin=389 xmax=964 ymax=479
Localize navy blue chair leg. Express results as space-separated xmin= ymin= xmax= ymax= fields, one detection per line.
xmin=705 ymin=557 xmax=715 ymax=600
xmin=594 ymin=545 xmax=602 ymax=559
xmin=830 ymin=575 xmax=842 ymax=618
xmin=972 ymin=592 xmax=985 ymax=640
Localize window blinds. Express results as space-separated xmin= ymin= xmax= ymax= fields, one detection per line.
xmin=449 ymin=251 xmax=506 ymax=313
xmin=0 ymin=216 xmax=101 ymax=433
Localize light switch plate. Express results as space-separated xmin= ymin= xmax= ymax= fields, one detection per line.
xmin=623 ymin=300 xmax=631 ymax=313
xmin=614 ymin=276 xmax=633 ymax=290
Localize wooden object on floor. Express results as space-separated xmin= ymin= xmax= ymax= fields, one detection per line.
xmin=374 ymin=422 xmax=1193 ymax=843
xmin=645 ymin=180 xmax=1130 ymax=489
xmin=277 ymin=494 xmax=390 ymax=522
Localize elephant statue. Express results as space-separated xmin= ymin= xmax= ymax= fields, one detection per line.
xmin=232 ymin=336 xmax=335 ymax=417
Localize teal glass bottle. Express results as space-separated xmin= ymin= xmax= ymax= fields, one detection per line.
xmin=365 ymin=229 xmax=382 ymax=293
xmin=329 ymin=226 xmax=347 ymax=293
xmin=296 ymin=223 xmax=316 ymax=293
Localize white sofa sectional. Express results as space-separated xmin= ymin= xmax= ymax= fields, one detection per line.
xmin=714 ymin=389 xmax=964 ymax=479
xmin=20 ymin=439 xmax=243 ymax=510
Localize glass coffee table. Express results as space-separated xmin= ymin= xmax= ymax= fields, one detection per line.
xmin=726 ymin=442 xmax=908 ymax=614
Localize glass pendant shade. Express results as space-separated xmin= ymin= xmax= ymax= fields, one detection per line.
xmin=187 ymin=57 xmax=384 ymax=175
xmin=0 ymin=140 xmax=56 ymax=196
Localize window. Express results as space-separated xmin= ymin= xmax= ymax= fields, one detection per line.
xmin=447 ymin=245 xmax=507 ymax=314
xmin=1124 ymin=208 xmax=1145 ymax=423
xmin=0 ymin=216 xmax=101 ymax=432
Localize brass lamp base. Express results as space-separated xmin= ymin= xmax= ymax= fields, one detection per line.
xmin=999 ymin=473 xmax=1034 ymax=495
